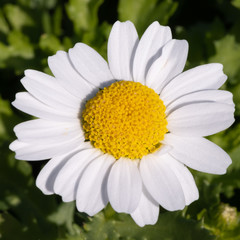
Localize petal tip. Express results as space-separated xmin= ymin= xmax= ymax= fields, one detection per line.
xmin=9 ymin=141 xmax=15 ymax=151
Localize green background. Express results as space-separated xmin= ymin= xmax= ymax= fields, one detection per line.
xmin=0 ymin=0 xmax=240 ymax=239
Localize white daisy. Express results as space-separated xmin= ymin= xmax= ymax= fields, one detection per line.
xmin=10 ymin=21 xmax=235 ymax=227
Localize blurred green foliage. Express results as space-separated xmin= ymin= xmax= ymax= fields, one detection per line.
xmin=0 ymin=0 xmax=240 ymax=239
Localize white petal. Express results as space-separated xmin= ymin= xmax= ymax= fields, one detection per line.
xmin=146 ymin=39 xmax=188 ymax=93
xmin=108 ymin=21 xmax=139 ymax=80
xmin=36 ymin=147 xmax=86 ymax=195
xmin=53 ymin=148 xmax=103 ymax=202
xmin=36 ymin=155 xmax=69 ymax=195
xmin=140 ymin=153 xmax=185 ymax=211
xmin=162 ymin=154 xmax=199 ymax=205
xmin=133 ymin=22 xmax=172 ymax=84
xmin=165 ymin=90 xmax=234 ymax=115
xmin=131 ymin=187 xmax=159 ymax=227
xmin=161 ymin=63 xmax=227 ymax=105
xmin=164 ymin=134 xmax=232 ymax=174
xmin=167 ymin=102 xmax=235 ymax=136
xmin=9 ymin=137 xmax=84 ymax=161
xmin=23 ymin=70 xmax=80 ymax=110
xmin=69 ymin=43 xmax=114 ymax=88
xmin=12 ymin=92 xmax=78 ymax=121
xmin=76 ymin=154 xmax=115 ymax=216
xmin=14 ymin=119 xmax=83 ymax=144
xmin=107 ymin=158 xmax=142 ymax=213
xmin=9 ymin=140 xmax=27 ymax=151
xmin=48 ymin=51 xmax=94 ymax=99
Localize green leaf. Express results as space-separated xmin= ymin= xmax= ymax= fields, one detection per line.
xmin=214 ymin=145 xmax=240 ymax=198
xmin=0 ymin=212 xmax=33 ymax=240
xmin=4 ymin=4 xmax=34 ymax=31
xmin=0 ymin=97 xmax=21 ymax=142
xmin=82 ymin=209 xmax=214 ymax=240
xmin=15 ymin=0 xmax=57 ymax=9
xmin=0 ymin=30 xmax=35 ymax=72
xmin=231 ymin=0 xmax=240 ymax=9
xmin=210 ymin=35 xmax=240 ymax=82
xmin=53 ymin=5 xmax=63 ymax=36
xmin=118 ymin=0 xmax=178 ymax=35
xmin=175 ymin=18 xmax=226 ymax=68
xmin=48 ymin=202 xmax=78 ymax=235
xmin=39 ymin=33 xmax=64 ymax=54
xmin=0 ymin=9 xmax=9 ymax=34
xmin=8 ymin=31 xmax=34 ymax=59
xmin=208 ymin=125 xmax=240 ymax=155
xmin=0 ymin=151 xmax=57 ymax=239
xmin=65 ymin=0 xmax=104 ymax=35
xmin=0 ymin=145 xmax=77 ymax=239
xmin=201 ymin=203 xmax=240 ymax=240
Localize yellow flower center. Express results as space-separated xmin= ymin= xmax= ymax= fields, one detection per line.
xmin=82 ymin=81 xmax=168 ymax=160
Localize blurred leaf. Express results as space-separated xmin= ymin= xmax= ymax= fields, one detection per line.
xmin=17 ymin=0 xmax=57 ymax=9
xmin=0 ymin=9 xmax=9 ymax=34
xmin=42 ymin=10 xmax=52 ymax=34
xmin=209 ymin=124 xmax=240 ymax=153
xmin=175 ymin=19 xmax=226 ymax=68
xmin=201 ymin=204 xmax=240 ymax=240
xmin=0 ymin=31 xmax=35 ymax=72
xmin=0 ymin=212 xmax=33 ymax=240
xmin=214 ymin=145 xmax=240 ymax=198
xmin=210 ymin=35 xmax=240 ymax=83
xmin=0 ymin=144 xmax=82 ymax=239
xmin=48 ymin=202 xmax=77 ymax=235
xmin=186 ymin=175 xmax=222 ymax=219
xmin=8 ymin=31 xmax=34 ymax=59
xmin=53 ymin=5 xmax=63 ymax=36
xmin=4 ymin=4 xmax=34 ymax=31
xmin=231 ymin=0 xmax=240 ymax=9
xmin=36 ymin=0 xmax=57 ymax=9
xmin=0 ymin=97 xmax=21 ymax=142
xmin=0 ymin=148 xmax=57 ymax=239
xmin=39 ymin=33 xmax=64 ymax=54
xmin=66 ymin=0 xmax=104 ymax=35
xmin=83 ymin=210 xmax=214 ymax=240
xmin=118 ymin=0 xmax=178 ymax=35
xmin=209 ymin=34 xmax=240 ymax=116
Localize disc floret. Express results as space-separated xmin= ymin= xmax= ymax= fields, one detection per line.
xmin=82 ymin=81 xmax=168 ymax=159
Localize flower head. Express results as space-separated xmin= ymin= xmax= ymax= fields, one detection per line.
xmin=10 ymin=21 xmax=235 ymax=227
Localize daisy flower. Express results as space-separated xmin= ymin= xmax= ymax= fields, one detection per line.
xmin=10 ymin=21 xmax=235 ymax=227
